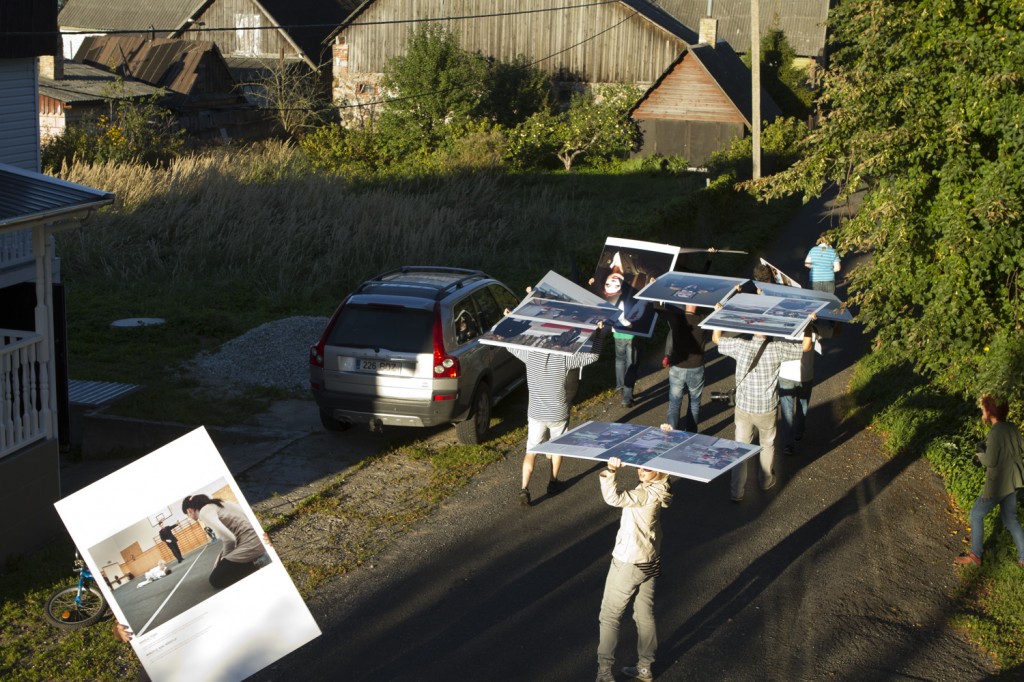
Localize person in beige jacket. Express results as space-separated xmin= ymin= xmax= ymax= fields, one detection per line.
xmin=595 ymin=439 xmax=674 ymax=682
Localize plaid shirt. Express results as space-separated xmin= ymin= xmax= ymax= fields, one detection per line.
xmin=717 ymin=336 xmax=804 ymax=414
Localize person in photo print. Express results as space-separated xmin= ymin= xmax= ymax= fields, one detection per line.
xmin=591 ymin=252 xmax=649 ymax=408
xmin=595 ymin=439 xmax=673 ymax=682
xmin=157 ymin=519 xmax=183 ymax=563
xmin=181 ymin=494 xmax=268 ymax=589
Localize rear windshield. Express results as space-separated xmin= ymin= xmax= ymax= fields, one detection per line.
xmin=327 ymin=305 xmax=434 ymax=354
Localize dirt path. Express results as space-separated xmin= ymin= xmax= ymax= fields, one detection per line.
xmin=247 ymin=190 xmax=994 ymax=681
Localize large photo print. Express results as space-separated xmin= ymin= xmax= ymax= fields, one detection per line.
xmin=54 ymin=428 xmax=320 ymax=682
xmin=590 ymin=237 xmax=678 ymax=338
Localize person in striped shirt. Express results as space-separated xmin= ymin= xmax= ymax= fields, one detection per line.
xmin=508 ymin=325 xmax=604 ymax=506
xmin=803 ymin=237 xmax=841 ymax=293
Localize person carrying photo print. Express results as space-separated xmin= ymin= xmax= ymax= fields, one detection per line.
xmin=954 ymin=395 xmax=1024 ymax=568
xmin=590 ymin=252 xmax=648 ymax=408
xmin=711 ymin=327 xmax=807 ymax=503
xmin=660 ymin=304 xmax=708 ymax=432
xmin=595 ymin=440 xmax=673 ymax=682
xmin=804 ymin=236 xmax=841 ymax=293
xmin=181 ymin=494 xmax=267 ymax=589
xmin=507 ymin=323 xmax=605 ymax=506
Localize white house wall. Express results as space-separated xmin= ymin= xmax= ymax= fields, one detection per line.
xmin=0 ymin=59 xmax=42 ymax=171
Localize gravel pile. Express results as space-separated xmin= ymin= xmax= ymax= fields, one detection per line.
xmin=188 ymin=316 xmax=330 ymax=391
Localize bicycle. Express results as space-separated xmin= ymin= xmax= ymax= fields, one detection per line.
xmin=44 ymin=552 xmax=108 ymax=629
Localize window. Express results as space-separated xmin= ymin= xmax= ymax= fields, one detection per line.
xmin=451 ymin=298 xmax=482 ymax=347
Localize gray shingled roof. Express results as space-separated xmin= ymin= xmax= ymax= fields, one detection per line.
xmin=58 ymin=0 xmax=205 ymax=35
xmin=653 ymin=0 xmax=829 ymax=57
xmin=0 ymin=163 xmax=114 ymax=231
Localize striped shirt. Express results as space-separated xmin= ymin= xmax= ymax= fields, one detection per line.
xmin=805 ymin=244 xmax=840 ymax=283
xmin=509 ymin=342 xmax=602 ymax=421
xmin=716 ymin=336 xmax=804 ymax=414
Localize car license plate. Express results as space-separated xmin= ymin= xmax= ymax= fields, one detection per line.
xmin=356 ymin=359 xmax=403 ymax=374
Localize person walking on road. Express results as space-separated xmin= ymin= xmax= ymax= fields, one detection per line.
xmin=955 ymin=395 xmax=1024 ymax=568
xmin=508 ymin=323 xmax=604 ymax=506
xmin=804 ymin=237 xmax=841 ymax=293
xmin=711 ymin=328 xmax=806 ymax=502
xmin=661 ymin=304 xmax=707 ymax=432
xmin=158 ymin=520 xmax=183 ymax=563
xmin=596 ymin=445 xmax=673 ymax=682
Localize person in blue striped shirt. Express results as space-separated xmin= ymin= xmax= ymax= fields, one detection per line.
xmin=804 ymin=237 xmax=841 ymax=293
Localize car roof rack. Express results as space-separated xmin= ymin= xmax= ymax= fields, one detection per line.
xmin=360 ymin=266 xmax=488 ymax=301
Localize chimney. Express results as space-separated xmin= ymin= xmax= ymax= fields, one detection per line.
xmin=699 ymin=17 xmax=718 ymax=47
xmin=39 ymin=52 xmax=65 ymax=80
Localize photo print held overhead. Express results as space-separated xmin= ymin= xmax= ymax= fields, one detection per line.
xmin=530 ymin=421 xmax=760 ymax=483
xmin=590 ymin=237 xmax=679 ymax=338
xmin=699 ymin=293 xmax=827 ymax=340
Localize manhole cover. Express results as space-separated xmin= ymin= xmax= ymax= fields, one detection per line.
xmin=111 ymin=318 xmax=166 ymax=328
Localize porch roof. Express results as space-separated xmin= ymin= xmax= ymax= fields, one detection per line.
xmin=0 ymin=163 xmax=114 ymax=233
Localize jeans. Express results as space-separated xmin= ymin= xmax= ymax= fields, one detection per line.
xmin=778 ymin=378 xmax=812 ymax=444
xmin=730 ymin=407 xmax=777 ymax=499
xmin=969 ymin=491 xmax=1024 ymax=561
xmin=811 ymin=280 xmax=835 ymax=293
xmin=614 ymin=336 xmax=641 ymax=403
xmin=597 ymin=558 xmax=657 ymax=669
xmin=667 ymin=365 xmax=704 ymax=432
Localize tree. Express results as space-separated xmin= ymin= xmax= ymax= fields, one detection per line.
xmin=752 ymin=0 xmax=1024 ymax=403
xmin=377 ymin=24 xmax=490 ymax=155
xmin=243 ymin=59 xmax=337 ymax=139
xmin=507 ymin=85 xmax=640 ymax=171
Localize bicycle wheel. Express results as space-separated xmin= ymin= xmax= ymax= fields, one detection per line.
xmin=44 ymin=585 xmax=107 ymax=629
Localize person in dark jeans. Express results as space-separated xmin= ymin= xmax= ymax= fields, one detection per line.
xmin=660 ymin=304 xmax=707 ymax=432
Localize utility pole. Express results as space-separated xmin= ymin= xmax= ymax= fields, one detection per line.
xmin=750 ymin=0 xmax=761 ymax=179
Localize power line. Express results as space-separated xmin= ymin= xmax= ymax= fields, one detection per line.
xmin=11 ymin=1 xmax=621 ymax=38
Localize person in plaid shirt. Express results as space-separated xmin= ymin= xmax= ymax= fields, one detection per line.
xmin=711 ymin=328 xmax=810 ymax=502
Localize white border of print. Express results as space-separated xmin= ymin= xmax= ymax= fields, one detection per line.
xmin=757 ymin=282 xmax=853 ymax=323
xmin=54 ymin=428 xmax=320 ymax=682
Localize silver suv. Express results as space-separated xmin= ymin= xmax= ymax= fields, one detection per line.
xmin=309 ymin=267 xmax=525 ymax=443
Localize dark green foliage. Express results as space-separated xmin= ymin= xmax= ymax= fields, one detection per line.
xmin=756 ymin=28 xmax=816 ymax=119
xmin=755 ymin=0 xmax=1024 ymax=403
xmin=41 ymin=83 xmax=185 ymax=172
xmin=482 ymin=54 xmax=554 ymax=129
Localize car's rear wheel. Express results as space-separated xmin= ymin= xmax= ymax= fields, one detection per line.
xmin=456 ymin=383 xmax=492 ymax=444
xmin=319 ymin=408 xmax=351 ymax=432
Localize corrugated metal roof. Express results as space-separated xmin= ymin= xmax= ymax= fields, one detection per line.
xmin=59 ymin=0 xmax=206 ymax=35
xmin=621 ymin=0 xmax=698 ymax=45
xmin=653 ymin=0 xmax=829 ymax=56
xmin=38 ymin=60 xmax=160 ymax=104
xmin=0 ymin=163 xmax=114 ymax=231
xmin=68 ymin=379 xmax=140 ymax=406
xmin=256 ymin=0 xmax=361 ymax=63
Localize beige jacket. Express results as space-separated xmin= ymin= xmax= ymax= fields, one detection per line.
xmin=600 ymin=470 xmax=673 ymax=564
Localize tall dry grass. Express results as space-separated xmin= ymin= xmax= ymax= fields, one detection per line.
xmin=55 ymin=142 xmax=622 ymax=308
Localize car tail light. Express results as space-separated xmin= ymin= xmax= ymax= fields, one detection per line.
xmin=432 ymin=305 xmax=460 ymax=379
xmin=311 ymin=302 xmax=345 ymax=369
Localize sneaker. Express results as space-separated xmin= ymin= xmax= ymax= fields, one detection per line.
xmin=954 ymin=552 xmax=981 ymax=566
xmin=596 ymin=666 xmax=615 ymax=682
xmin=783 ymin=444 xmax=795 ymax=456
xmin=518 ymin=488 xmax=531 ymax=506
xmin=761 ymin=474 xmax=776 ymax=491
xmin=730 ymin=495 xmax=744 ymax=504
xmin=547 ymin=478 xmax=565 ymax=495
xmin=622 ymin=664 xmax=653 ymax=681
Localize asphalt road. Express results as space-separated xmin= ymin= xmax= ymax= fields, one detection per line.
xmin=248 ymin=191 xmax=998 ymax=682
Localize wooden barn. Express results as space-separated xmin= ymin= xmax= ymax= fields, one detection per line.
xmin=59 ymin=0 xmax=358 ymax=88
xmin=630 ymin=42 xmax=782 ymax=166
xmin=327 ymin=0 xmax=699 ymax=120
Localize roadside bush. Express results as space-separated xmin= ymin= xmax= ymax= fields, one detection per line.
xmin=300 ymin=124 xmax=384 ymax=176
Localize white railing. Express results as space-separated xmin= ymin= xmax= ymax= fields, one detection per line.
xmin=0 ymin=328 xmax=50 ymax=460
xmin=0 ymin=229 xmax=33 ymax=271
